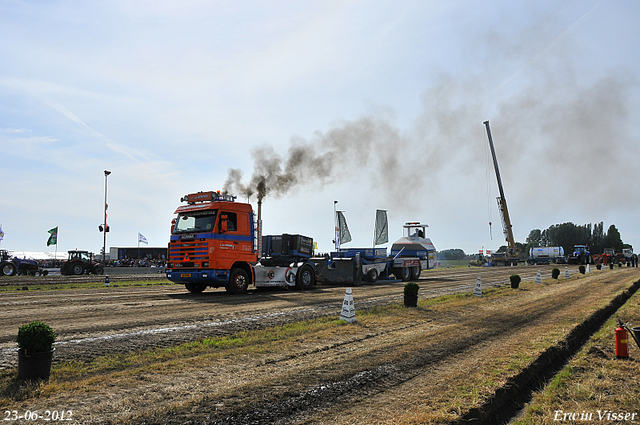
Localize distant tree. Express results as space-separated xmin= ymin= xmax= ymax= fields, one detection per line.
xmin=602 ymin=224 xmax=623 ymax=252
xmin=592 ymin=222 xmax=604 ymax=253
xmin=437 ymin=249 xmax=466 ymax=260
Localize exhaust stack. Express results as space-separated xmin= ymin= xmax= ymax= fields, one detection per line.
xmin=257 ymin=199 xmax=262 ymax=257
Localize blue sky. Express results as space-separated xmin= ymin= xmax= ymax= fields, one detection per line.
xmin=1 ymin=0 xmax=639 ymax=257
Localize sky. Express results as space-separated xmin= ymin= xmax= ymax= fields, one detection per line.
xmin=1 ymin=0 xmax=639 ymax=257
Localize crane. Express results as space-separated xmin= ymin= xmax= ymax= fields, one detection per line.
xmin=483 ymin=120 xmax=520 ymax=266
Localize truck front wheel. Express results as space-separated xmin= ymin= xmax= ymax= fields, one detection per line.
xmin=226 ymin=268 xmax=249 ymax=294
xmin=185 ymin=283 xmax=206 ymax=294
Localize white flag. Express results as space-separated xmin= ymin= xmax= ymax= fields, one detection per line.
xmin=138 ymin=233 xmax=148 ymax=244
xmin=374 ymin=210 xmax=388 ymax=245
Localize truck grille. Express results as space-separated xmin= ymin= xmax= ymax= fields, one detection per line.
xmin=169 ymin=240 xmax=208 ymax=264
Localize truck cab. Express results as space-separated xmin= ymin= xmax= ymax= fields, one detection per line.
xmin=166 ymin=191 xmax=257 ymax=294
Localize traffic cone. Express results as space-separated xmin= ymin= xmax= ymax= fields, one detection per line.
xmin=535 ymin=270 xmax=542 ymax=284
xmin=565 ymin=267 xmax=570 ymax=278
xmin=340 ymin=288 xmax=356 ymax=323
xmin=473 ymin=276 xmax=482 ymax=297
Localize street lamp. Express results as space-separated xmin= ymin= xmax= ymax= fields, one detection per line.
xmin=100 ymin=170 xmax=111 ymax=263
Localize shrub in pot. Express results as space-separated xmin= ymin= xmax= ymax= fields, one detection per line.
xmin=16 ymin=321 xmax=56 ymax=380
xmin=578 ymin=265 xmax=586 ymax=274
xmin=509 ymin=274 xmax=521 ymax=289
xmin=404 ymin=282 xmax=419 ymax=307
xmin=596 ymin=263 xmax=602 ymax=270
xmin=552 ymin=268 xmax=560 ymax=279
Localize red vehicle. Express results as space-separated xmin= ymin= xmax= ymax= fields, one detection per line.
xmin=166 ymin=191 xmax=258 ymax=294
xmin=60 ymin=250 xmax=104 ymax=275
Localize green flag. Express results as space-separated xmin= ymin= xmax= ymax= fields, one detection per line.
xmin=47 ymin=226 xmax=58 ymax=246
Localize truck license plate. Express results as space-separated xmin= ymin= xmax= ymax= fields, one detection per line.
xmin=180 ymin=273 xmax=192 ymax=278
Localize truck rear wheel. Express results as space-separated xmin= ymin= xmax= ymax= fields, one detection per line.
xmin=395 ymin=267 xmax=410 ymax=281
xmin=226 ymin=268 xmax=249 ymax=294
xmin=93 ymin=265 xmax=104 ymax=275
xmin=296 ymin=264 xmax=316 ymax=290
xmin=367 ymin=268 xmax=379 ymax=283
xmin=410 ymin=265 xmax=421 ymax=280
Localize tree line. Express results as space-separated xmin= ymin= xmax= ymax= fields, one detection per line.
xmin=437 ymin=222 xmax=631 ymax=260
xmin=524 ymin=222 xmax=629 ymax=257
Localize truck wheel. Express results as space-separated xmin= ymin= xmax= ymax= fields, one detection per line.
xmin=42 ymin=270 xmax=49 ymax=276
xmin=93 ymin=265 xmax=105 ymax=275
xmin=395 ymin=267 xmax=411 ymax=281
xmin=226 ymin=268 xmax=249 ymax=294
xmin=185 ymin=283 xmax=206 ymax=294
xmin=296 ymin=264 xmax=316 ymax=290
xmin=2 ymin=262 xmax=16 ymax=276
xmin=72 ymin=263 xmax=84 ymax=275
xmin=367 ymin=268 xmax=379 ymax=283
xmin=410 ymin=265 xmax=421 ymax=280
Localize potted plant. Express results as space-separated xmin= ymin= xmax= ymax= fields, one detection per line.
xmin=16 ymin=321 xmax=56 ymax=380
xmin=596 ymin=263 xmax=602 ymax=270
xmin=579 ymin=265 xmax=586 ymax=274
xmin=404 ymin=282 xmax=419 ymax=307
xmin=552 ymin=268 xmax=560 ymax=279
xmin=509 ymin=274 xmax=521 ymax=289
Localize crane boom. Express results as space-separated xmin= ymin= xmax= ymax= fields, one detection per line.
xmin=483 ymin=120 xmax=516 ymax=251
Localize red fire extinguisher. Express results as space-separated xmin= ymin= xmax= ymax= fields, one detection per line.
xmin=616 ymin=320 xmax=629 ymax=358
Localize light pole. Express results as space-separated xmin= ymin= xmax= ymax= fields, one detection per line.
xmin=102 ymin=170 xmax=111 ymax=263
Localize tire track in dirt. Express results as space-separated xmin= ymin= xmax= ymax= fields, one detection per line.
xmin=454 ymin=278 xmax=640 ymax=425
xmin=143 ymin=271 xmax=630 ymax=425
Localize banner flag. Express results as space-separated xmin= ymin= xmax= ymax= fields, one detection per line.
xmin=0 ymin=225 xmax=4 ymax=242
xmin=138 ymin=233 xmax=148 ymax=245
xmin=374 ymin=209 xmax=388 ymax=245
xmin=47 ymin=226 xmax=58 ymax=246
xmin=336 ymin=211 xmax=352 ymax=245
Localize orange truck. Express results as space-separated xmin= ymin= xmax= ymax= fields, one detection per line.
xmin=166 ymin=190 xmax=437 ymax=294
xmin=166 ymin=191 xmax=260 ymax=294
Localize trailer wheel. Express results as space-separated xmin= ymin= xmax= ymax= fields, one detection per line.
xmin=226 ymin=268 xmax=249 ymax=294
xmin=2 ymin=262 xmax=16 ymax=276
xmin=367 ymin=268 xmax=379 ymax=283
xmin=395 ymin=267 xmax=411 ymax=281
xmin=296 ymin=264 xmax=316 ymax=290
xmin=185 ymin=283 xmax=206 ymax=294
xmin=410 ymin=265 xmax=421 ymax=280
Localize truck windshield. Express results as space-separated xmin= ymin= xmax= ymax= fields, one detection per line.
xmin=174 ymin=210 xmax=218 ymax=234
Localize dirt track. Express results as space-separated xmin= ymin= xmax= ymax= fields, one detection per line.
xmin=1 ymin=265 xmax=639 ymax=424
xmin=1 ymin=266 xmax=556 ymax=368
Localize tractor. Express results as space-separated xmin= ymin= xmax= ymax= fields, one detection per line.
xmin=59 ymin=250 xmax=105 ymax=275
xmin=0 ymin=250 xmax=49 ymax=276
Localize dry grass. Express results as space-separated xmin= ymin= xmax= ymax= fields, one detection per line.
xmin=514 ymin=286 xmax=640 ymax=424
xmin=0 ymin=269 xmax=637 ymax=424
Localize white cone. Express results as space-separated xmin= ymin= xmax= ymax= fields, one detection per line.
xmin=587 ymin=264 xmax=590 ymax=273
xmin=535 ymin=270 xmax=542 ymax=284
xmin=340 ymin=288 xmax=356 ymax=323
xmin=565 ymin=267 xmax=570 ymax=278
xmin=474 ymin=276 xmax=482 ymax=297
